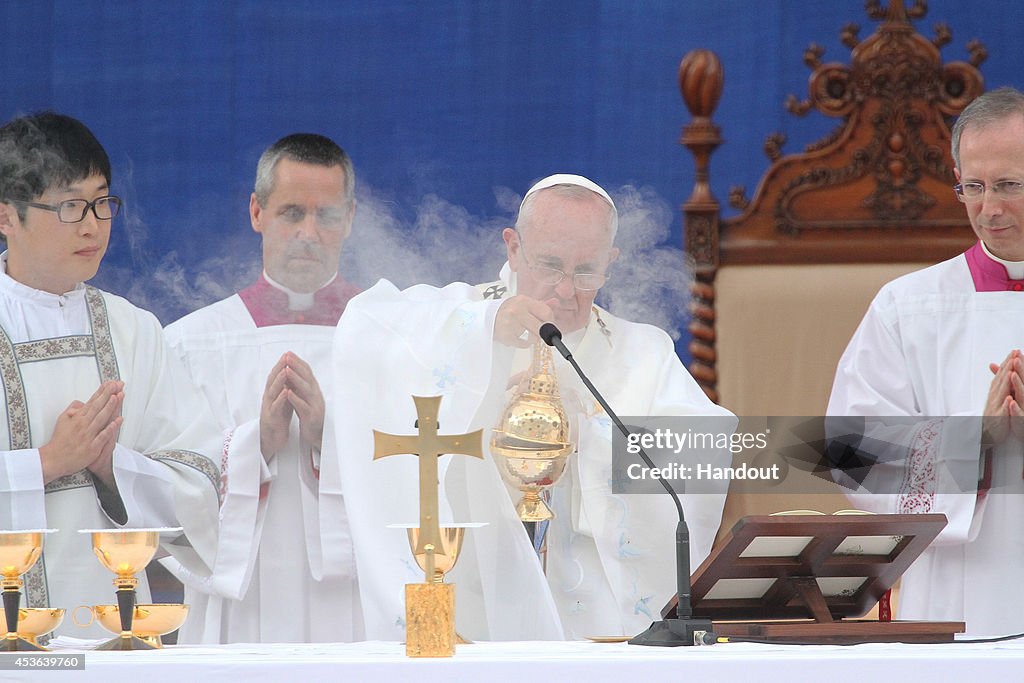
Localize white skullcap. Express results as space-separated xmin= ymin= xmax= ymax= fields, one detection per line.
xmin=519 ymin=173 xmax=616 ymax=214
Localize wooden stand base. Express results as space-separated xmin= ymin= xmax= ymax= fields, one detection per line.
xmin=405 ymin=583 xmax=456 ymax=657
xmin=713 ymin=619 xmax=965 ymax=644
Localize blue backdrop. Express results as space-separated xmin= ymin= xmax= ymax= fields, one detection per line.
xmin=2 ymin=1 xmax=1021 ymax=360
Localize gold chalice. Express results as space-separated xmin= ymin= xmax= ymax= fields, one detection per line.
xmin=0 ymin=529 xmax=56 ymax=651
xmin=87 ymin=604 xmax=188 ymax=648
xmin=407 ymin=526 xmax=465 ymax=585
xmin=80 ymin=527 xmax=179 ymax=651
xmin=14 ymin=608 xmax=64 ymax=647
xmin=491 ymin=343 xmax=575 ymax=521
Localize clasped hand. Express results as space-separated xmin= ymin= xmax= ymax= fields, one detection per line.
xmin=259 ymin=352 xmax=325 ymax=459
xmin=984 ymin=349 xmax=1024 ymax=444
xmin=39 ymin=380 xmax=124 ymax=488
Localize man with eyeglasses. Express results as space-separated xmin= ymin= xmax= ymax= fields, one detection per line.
xmin=164 ymin=134 xmax=362 ymax=643
xmin=828 ymin=87 xmax=1024 ymax=636
xmin=323 ymin=174 xmax=734 ymax=640
xmin=0 ymin=112 xmax=221 ymax=638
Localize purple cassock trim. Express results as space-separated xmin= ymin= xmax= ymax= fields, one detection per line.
xmin=965 ymin=242 xmax=1024 ymax=292
xmin=238 ymin=274 xmax=361 ymax=327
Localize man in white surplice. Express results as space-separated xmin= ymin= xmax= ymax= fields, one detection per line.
xmin=0 ymin=112 xmax=220 ymax=639
xmin=326 ymin=174 xmax=735 ymax=640
xmin=828 ymin=87 xmax=1024 ymax=636
xmin=165 ymin=134 xmax=361 ymax=642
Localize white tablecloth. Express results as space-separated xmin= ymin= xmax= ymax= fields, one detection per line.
xmin=4 ymin=639 xmax=1024 ymax=682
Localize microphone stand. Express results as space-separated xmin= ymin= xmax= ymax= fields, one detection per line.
xmin=539 ymin=323 xmax=714 ymax=646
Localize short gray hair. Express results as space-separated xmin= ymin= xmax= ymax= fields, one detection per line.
xmin=514 ymin=183 xmax=618 ymax=242
xmin=951 ymin=87 xmax=1024 ymax=168
xmin=254 ymin=133 xmax=354 ymax=206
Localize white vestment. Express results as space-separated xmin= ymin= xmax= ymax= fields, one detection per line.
xmin=326 ymin=266 xmax=734 ymax=640
xmin=165 ymin=288 xmax=360 ymax=643
xmin=0 ymin=256 xmax=220 ymax=639
xmin=828 ymin=252 xmax=1024 ymax=636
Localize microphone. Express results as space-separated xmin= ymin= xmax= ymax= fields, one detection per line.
xmin=539 ymin=323 xmax=714 ymax=647
xmin=538 ymin=322 xmax=569 ymax=357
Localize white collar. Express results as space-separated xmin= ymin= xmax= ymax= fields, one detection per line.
xmin=263 ymin=270 xmax=337 ymax=311
xmin=980 ymin=241 xmax=1024 ymax=280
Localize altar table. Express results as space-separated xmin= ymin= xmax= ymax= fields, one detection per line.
xmin=4 ymin=639 xmax=1023 ymax=682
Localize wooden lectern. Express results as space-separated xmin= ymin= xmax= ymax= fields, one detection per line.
xmin=664 ymin=514 xmax=964 ymax=644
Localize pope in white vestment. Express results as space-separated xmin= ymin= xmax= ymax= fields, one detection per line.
xmin=0 ymin=256 xmax=221 ymax=639
xmin=324 ymin=174 xmax=734 ymax=640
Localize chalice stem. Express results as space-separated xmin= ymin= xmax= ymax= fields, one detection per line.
xmin=517 ymin=491 xmax=554 ymax=522
xmin=0 ymin=586 xmax=40 ymax=651
xmin=424 ymin=545 xmax=436 ymax=585
xmin=116 ymin=587 xmax=135 ymax=637
xmin=3 ymin=587 xmax=20 ymax=641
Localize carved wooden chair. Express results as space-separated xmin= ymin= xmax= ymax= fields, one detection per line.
xmin=678 ymin=0 xmax=986 ymax=531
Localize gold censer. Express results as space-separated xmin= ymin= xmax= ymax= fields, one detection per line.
xmin=491 ymin=343 xmax=575 ymax=521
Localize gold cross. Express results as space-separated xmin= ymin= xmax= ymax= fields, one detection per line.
xmin=373 ymin=395 xmax=483 ymax=559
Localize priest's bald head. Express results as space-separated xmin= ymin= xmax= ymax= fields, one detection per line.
xmin=502 ymin=174 xmax=620 ymax=334
xmin=250 ymin=133 xmax=356 ymax=293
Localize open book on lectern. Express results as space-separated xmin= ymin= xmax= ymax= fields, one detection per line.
xmin=660 ymin=512 xmax=964 ymax=643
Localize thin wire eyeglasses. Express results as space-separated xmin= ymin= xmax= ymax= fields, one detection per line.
xmin=12 ymin=195 xmax=123 ymax=223
xmin=516 ymin=232 xmax=610 ymax=291
xmin=954 ymin=181 xmax=1024 ymax=204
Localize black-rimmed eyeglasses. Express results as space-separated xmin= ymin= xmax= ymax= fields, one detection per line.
xmin=12 ymin=195 xmax=123 ymax=223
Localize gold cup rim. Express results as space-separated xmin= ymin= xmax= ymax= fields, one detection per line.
xmin=387 ymin=528 xmax=491 ymax=532
xmin=0 ymin=531 xmax=51 ymax=578
xmin=86 ymin=529 xmax=166 ymax=577
xmin=77 ymin=527 xmax=182 ymax=534
xmin=92 ymin=603 xmax=189 ymax=636
xmin=12 ymin=607 xmax=65 ymax=638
